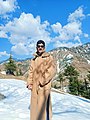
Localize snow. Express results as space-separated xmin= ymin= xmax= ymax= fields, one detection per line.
xmin=87 ymin=59 xmax=90 ymax=64
xmin=66 ymin=54 xmax=73 ymax=59
xmin=0 ymin=79 xmax=90 ymax=120
xmin=0 ymin=71 xmax=6 ymax=75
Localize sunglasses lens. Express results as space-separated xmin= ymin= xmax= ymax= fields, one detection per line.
xmin=37 ymin=45 xmax=44 ymax=48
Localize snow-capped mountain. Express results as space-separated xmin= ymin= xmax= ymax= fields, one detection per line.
xmin=50 ymin=42 xmax=90 ymax=75
xmin=0 ymin=42 xmax=90 ymax=81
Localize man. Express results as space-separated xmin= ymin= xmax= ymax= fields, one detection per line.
xmin=27 ymin=40 xmax=56 ymax=120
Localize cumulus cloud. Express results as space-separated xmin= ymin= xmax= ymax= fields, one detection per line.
xmin=0 ymin=51 xmax=10 ymax=57
xmin=51 ymin=6 xmax=88 ymax=48
xmin=51 ymin=22 xmax=62 ymax=33
xmin=0 ymin=6 xmax=89 ymax=56
xmin=54 ymin=41 xmax=82 ymax=48
xmin=68 ymin=6 xmax=85 ymax=22
xmin=11 ymin=43 xmax=30 ymax=55
xmin=0 ymin=0 xmax=19 ymax=18
xmin=0 ymin=25 xmax=8 ymax=38
xmin=0 ymin=30 xmax=8 ymax=38
xmin=2 ymin=13 xmax=51 ymax=55
xmin=52 ymin=22 xmax=82 ymax=41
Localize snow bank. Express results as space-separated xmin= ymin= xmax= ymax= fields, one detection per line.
xmin=0 ymin=79 xmax=90 ymax=120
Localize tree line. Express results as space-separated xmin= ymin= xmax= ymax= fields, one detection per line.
xmin=5 ymin=54 xmax=90 ymax=99
xmin=56 ymin=65 xmax=90 ymax=99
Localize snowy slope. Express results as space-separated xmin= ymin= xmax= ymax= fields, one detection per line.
xmin=0 ymin=79 xmax=90 ymax=120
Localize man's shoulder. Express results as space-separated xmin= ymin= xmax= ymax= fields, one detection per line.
xmin=31 ymin=52 xmax=52 ymax=60
xmin=42 ymin=52 xmax=50 ymax=58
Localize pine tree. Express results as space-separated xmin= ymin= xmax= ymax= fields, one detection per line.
xmin=64 ymin=65 xmax=79 ymax=77
xmin=85 ymin=72 xmax=90 ymax=99
xmin=87 ymin=71 xmax=90 ymax=82
xmin=64 ymin=65 xmax=80 ymax=95
xmin=5 ymin=54 xmax=17 ymax=75
xmin=57 ymin=73 xmax=65 ymax=90
xmin=68 ymin=76 xmax=80 ymax=95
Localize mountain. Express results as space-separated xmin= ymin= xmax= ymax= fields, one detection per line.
xmin=50 ymin=42 xmax=90 ymax=75
xmin=0 ymin=79 xmax=90 ymax=120
xmin=0 ymin=42 xmax=90 ymax=81
xmin=70 ymin=42 xmax=90 ymax=61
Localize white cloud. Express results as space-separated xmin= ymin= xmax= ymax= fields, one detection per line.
xmin=3 ymin=12 xmax=51 ymax=55
xmin=54 ymin=41 xmax=82 ymax=48
xmin=0 ymin=25 xmax=8 ymax=38
xmin=0 ymin=51 xmax=10 ymax=57
xmin=87 ymin=14 xmax=90 ymax=16
xmin=51 ymin=21 xmax=82 ymax=42
xmin=51 ymin=22 xmax=62 ymax=33
xmin=11 ymin=43 xmax=29 ymax=55
xmin=64 ymin=22 xmax=82 ymax=36
xmin=0 ymin=30 xmax=8 ymax=38
xmin=68 ymin=6 xmax=85 ymax=22
xmin=74 ymin=36 xmax=81 ymax=43
xmin=11 ymin=42 xmax=36 ymax=55
xmin=51 ymin=6 xmax=87 ymax=48
xmin=0 ymin=0 xmax=19 ymax=18
xmin=0 ymin=6 xmax=88 ymax=56
xmin=84 ymin=33 xmax=89 ymax=38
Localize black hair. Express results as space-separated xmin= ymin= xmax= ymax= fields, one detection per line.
xmin=36 ymin=40 xmax=45 ymax=47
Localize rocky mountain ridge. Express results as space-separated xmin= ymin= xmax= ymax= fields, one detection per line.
xmin=0 ymin=42 xmax=90 ymax=80
xmin=51 ymin=42 xmax=90 ymax=73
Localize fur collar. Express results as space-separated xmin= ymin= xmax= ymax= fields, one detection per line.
xmin=33 ymin=52 xmax=50 ymax=58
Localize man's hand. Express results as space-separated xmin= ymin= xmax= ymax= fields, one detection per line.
xmin=27 ymin=84 xmax=33 ymax=90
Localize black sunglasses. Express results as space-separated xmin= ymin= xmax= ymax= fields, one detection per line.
xmin=37 ymin=45 xmax=45 ymax=48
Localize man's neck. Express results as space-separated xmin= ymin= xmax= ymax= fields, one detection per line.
xmin=36 ymin=51 xmax=45 ymax=56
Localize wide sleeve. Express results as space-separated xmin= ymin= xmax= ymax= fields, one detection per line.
xmin=39 ymin=55 xmax=56 ymax=86
xmin=27 ymin=60 xmax=33 ymax=86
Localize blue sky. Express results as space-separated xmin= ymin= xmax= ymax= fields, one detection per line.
xmin=0 ymin=0 xmax=90 ymax=62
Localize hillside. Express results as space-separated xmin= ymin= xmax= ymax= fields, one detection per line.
xmin=50 ymin=42 xmax=90 ymax=78
xmin=0 ymin=42 xmax=90 ymax=82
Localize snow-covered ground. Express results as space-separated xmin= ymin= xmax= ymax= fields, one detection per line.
xmin=0 ymin=79 xmax=90 ymax=120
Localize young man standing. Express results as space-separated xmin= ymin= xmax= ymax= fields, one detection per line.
xmin=27 ymin=40 xmax=56 ymax=120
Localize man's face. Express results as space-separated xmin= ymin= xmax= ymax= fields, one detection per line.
xmin=36 ymin=43 xmax=45 ymax=54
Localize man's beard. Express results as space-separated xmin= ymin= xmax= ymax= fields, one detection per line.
xmin=37 ymin=51 xmax=44 ymax=56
